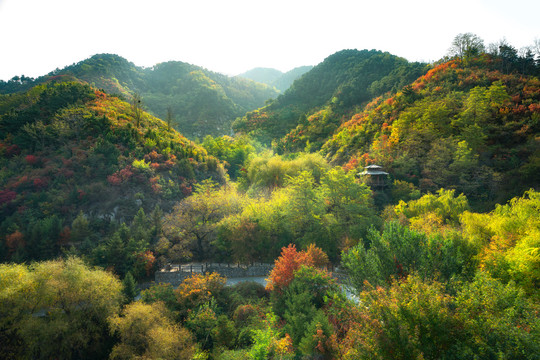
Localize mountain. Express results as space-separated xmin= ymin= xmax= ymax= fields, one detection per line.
xmin=321 ymin=56 xmax=540 ymax=207
xmin=0 ymin=54 xmax=280 ymax=139
xmin=233 ymin=49 xmax=427 ymax=145
xmin=237 ymin=66 xmax=313 ymax=92
xmin=272 ymin=66 xmax=314 ymax=92
xmin=0 ymin=80 xmax=225 ymax=261
xmin=237 ymin=67 xmax=283 ymax=85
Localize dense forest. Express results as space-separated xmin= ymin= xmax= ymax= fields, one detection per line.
xmin=1 ymin=33 xmax=539 ymax=359
xmin=0 ymin=54 xmax=280 ymax=138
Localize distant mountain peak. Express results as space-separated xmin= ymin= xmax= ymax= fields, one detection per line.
xmin=237 ymin=66 xmax=313 ymax=92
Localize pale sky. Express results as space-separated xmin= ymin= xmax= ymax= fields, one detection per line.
xmin=0 ymin=0 xmax=538 ymax=81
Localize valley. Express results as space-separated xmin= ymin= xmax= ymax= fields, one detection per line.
xmin=0 ymin=33 xmax=539 ymax=359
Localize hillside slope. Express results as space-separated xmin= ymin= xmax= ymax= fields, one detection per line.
xmin=233 ymin=49 xmax=426 ymax=145
xmin=0 ymin=54 xmax=280 ymax=138
xmin=0 ymin=80 xmax=224 ymax=261
xmin=322 ymin=56 xmax=540 ymax=206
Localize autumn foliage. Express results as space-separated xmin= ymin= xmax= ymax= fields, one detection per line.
xmin=266 ymin=244 xmax=329 ymax=292
xmin=175 ymin=272 xmax=226 ymax=313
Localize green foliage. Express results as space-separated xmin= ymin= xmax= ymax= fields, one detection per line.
xmin=202 ymin=135 xmax=258 ymax=179
xmin=41 ymin=54 xmax=280 ymax=138
xmin=0 ymin=80 xmax=223 ymax=265
xmin=185 ymin=302 xmax=218 ymax=350
xmin=162 ymin=181 xmax=246 ymax=261
xmin=342 ymin=222 xmax=477 ymax=291
xmin=323 ymin=54 xmax=539 ymax=206
xmin=281 ymin=266 xmax=338 ymax=345
xmin=454 ymin=273 xmax=540 ymax=359
xmin=237 ymin=66 xmax=313 ymax=92
xmin=393 ymin=188 xmax=470 ymax=232
xmin=141 ymin=282 xmax=177 ymax=310
xmin=215 ymin=166 xmax=378 ymax=262
xmin=122 ymin=271 xmax=138 ymax=303
xmin=460 ymin=189 xmax=540 ymax=295
xmin=298 ymin=310 xmax=335 ymax=359
xmin=234 ymin=49 xmax=426 ymax=145
xmin=0 ymin=257 xmax=123 ymax=360
xmin=351 ymin=275 xmax=466 ymax=360
xmin=239 ymin=152 xmax=329 ymax=191
xmin=212 ymin=314 xmax=238 ymax=349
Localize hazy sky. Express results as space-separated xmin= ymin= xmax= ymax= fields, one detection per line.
xmin=0 ymin=0 xmax=538 ymax=81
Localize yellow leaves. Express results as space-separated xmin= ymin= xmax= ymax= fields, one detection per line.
xmin=461 ymin=190 xmax=540 ymax=294
xmin=0 ymin=263 xmax=36 ymax=304
xmin=409 ymin=212 xmax=447 ymax=235
xmin=175 ymin=272 xmax=226 ymax=310
xmin=110 ymin=301 xmax=195 ymax=360
xmin=274 ymin=333 xmax=294 ymax=357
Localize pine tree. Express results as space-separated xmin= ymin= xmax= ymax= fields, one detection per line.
xmin=122 ymin=271 xmax=138 ymax=303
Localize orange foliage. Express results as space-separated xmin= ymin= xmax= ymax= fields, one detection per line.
xmin=175 ymin=272 xmax=226 ymax=310
xmin=305 ymin=243 xmax=329 ymax=268
xmin=134 ymin=250 xmax=156 ymax=276
xmin=5 ymin=230 xmax=25 ymax=253
xmin=342 ymin=156 xmax=360 ymax=172
xmin=266 ymin=244 xmax=329 ymax=292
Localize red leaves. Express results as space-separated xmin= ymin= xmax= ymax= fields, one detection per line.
xmin=0 ymin=190 xmax=17 ymax=205
xmin=107 ymin=166 xmax=134 ymax=186
xmin=136 ymin=250 xmax=156 ymax=276
xmin=25 ymin=155 xmax=39 ymax=166
xmin=33 ymin=177 xmax=49 ymax=191
xmin=267 ymin=244 xmax=307 ymax=292
xmin=266 ymin=244 xmax=329 ymax=292
xmin=5 ymin=230 xmax=25 ymax=253
xmin=180 ymin=183 xmax=192 ymax=196
xmin=342 ymin=156 xmax=359 ymax=172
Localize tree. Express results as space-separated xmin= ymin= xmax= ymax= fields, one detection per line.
xmin=109 ymin=301 xmax=195 ymax=360
xmin=448 ymin=33 xmax=485 ymax=61
xmin=460 ymin=189 xmax=540 ymax=295
xmin=131 ymin=92 xmax=143 ymax=128
xmin=266 ymin=244 xmax=314 ymax=292
xmin=0 ymin=258 xmax=123 ymax=359
xmin=175 ymin=272 xmax=227 ymax=317
xmin=122 ymin=271 xmax=138 ymax=303
xmin=70 ymin=211 xmax=91 ymax=244
xmin=342 ymin=221 xmax=477 ymax=292
xmin=349 ymin=275 xmax=465 ymax=360
xmin=166 ymin=106 xmax=176 ymax=131
xmin=282 ymin=267 xmax=338 ymax=347
xmin=162 ymin=181 xmax=245 ymax=260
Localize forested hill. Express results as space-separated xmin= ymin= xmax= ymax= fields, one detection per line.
xmin=237 ymin=65 xmax=314 ymax=92
xmin=320 ymin=55 xmax=540 ymax=207
xmin=232 ymin=49 xmax=427 ymax=144
xmin=0 ymin=54 xmax=280 ymax=138
xmin=0 ymin=80 xmax=224 ymax=262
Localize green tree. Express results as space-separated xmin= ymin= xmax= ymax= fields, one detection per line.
xmin=350 ymin=275 xmax=465 ymax=360
xmin=131 ymin=92 xmax=143 ymax=128
xmin=122 ymin=271 xmax=138 ymax=303
xmin=455 ymin=273 xmax=540 ymax=359
xmin=70 ymin=211 xmax=91 ymax=244
xmin=163 ymin=181 xmax=245 ymax=260
xmin=342 ymin=221 xmax=476 ymax=292
xmin=166 ymin=106 xmax=176 ymax=131
xmin=448 ymin=33 xmax=485 ymax=61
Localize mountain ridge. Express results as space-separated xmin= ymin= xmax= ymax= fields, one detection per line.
xmin=0 ymin=54 xmax=280 ymax=139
